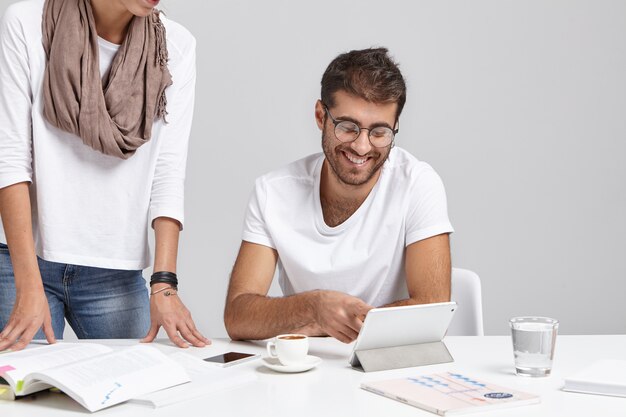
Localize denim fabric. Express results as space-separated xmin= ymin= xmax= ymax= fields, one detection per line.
xmin=0 ymin=243 xmax=150 ymax=340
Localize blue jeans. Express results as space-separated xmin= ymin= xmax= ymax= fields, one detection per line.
xmin=0 ymin=243 xmax=150 ymax=339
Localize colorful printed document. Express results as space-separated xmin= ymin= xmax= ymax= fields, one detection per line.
xmin=361 ymin=372 xmax=540 ymax=415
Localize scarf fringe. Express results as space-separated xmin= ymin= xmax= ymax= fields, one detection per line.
xmin=153 ymin=9 xmax=169 ymax=121
xmin=153 ymin=10 xmax=168 ymax=68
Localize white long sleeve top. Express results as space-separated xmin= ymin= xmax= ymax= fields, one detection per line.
xmin=0 ymin=0 xmax=196 ymax=270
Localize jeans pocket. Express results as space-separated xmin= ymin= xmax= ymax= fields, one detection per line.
xmin=0 ymin=242 xmax=8 ymax=253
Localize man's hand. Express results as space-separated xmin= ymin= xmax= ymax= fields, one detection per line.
xmin=0 ymin=285 xmax=56 ymax=351
xmin=312 ymin=290 xmax=373 ymax=343
xmin=141 ymin=285 xmax=211 ymax=348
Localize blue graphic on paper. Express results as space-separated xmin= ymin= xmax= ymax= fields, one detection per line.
xmin=485 ymin=392 xmax=513 ymax=399
xmin=101 ymin=382 xmax=122 ymax=405
xmin=448 ymin=373 xmax=486 ymax=387
xmin=409 ymin=376 xmax=449 ymax=388
xmin=400 ymin=372 xmax=528 ymax=408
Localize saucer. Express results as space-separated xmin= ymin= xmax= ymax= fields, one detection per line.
xmin=262 ymin=355 xmax=322 ymax=373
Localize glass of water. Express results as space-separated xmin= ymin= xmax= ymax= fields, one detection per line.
xmin=509 ymin=317 xmax=559 ymax=377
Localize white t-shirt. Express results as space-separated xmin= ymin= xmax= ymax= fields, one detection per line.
xmin=242 ymin=147 xmax=454 ymax=307
xmin=0 ymin=0 xmax=196 ymax=269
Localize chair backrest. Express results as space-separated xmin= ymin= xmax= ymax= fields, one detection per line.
xmin=447 ymin=267 xmax=484 ymax=336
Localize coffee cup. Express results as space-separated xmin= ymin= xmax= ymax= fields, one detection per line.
xmin=266 ymin=334 xmax=309 ymax=366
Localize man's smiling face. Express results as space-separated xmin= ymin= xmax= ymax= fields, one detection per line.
xmin=317 ymin=90 xmax=397 ymax=187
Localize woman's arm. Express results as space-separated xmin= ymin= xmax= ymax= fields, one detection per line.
xmin=0 ymin=183 xmax=55 ymax=351
xmin=141 ymin=217 xmax=210 ymax=348
xmin=0 ymin=6 xmax=55 ymax=352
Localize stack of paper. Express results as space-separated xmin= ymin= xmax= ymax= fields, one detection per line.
xmin=130 ymin=351 xmax=257 ymax=408
xmin=563 ymin=360 xmax=626 ymax=397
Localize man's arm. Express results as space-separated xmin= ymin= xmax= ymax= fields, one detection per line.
xmin=224 ymin=241 xmax=372 ymax=343
xmin=0 ymin=182 xmax=55 ymax=351
xmin=382 ymin=233 xmax=451 ymax=308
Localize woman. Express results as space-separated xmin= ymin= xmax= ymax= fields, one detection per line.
xmin=0 ymin=0 xmax=209 ymax=350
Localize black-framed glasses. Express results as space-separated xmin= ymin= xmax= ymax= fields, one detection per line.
xmin=323 ymin=105 xmax=398 ymax=148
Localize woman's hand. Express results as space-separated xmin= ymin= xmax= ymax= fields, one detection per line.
xmin=0 ymin=285 xmax=55 ymax=351
xmin=141 ymin=284 xmax=210 ymax=348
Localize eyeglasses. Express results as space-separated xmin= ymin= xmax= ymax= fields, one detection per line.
xmin=323 ymin=105 xmax=398 ymax=148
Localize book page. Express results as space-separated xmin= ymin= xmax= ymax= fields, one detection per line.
xmin=0 ymin=376 xmax=15 ymax=400
xmin=130 ymin=351 xmax=257 ymax=408
xmin=0 ymin=343 xmax=112 ymax=393
xmin=26 ymin=345 xmax=190 ymax=412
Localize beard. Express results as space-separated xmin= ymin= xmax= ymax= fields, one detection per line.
xmin=321 ymin=129 xmax=391 ymax=187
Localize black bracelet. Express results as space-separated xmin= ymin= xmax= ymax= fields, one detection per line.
xmin=150 ymin=271 xmax=178 ymax=288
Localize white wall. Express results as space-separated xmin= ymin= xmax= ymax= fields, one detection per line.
xmin=1 ymin=0 xmax=625 ymax=337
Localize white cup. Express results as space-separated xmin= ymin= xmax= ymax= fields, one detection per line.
xmin=266 ymin=334 xmax=309 ymax=366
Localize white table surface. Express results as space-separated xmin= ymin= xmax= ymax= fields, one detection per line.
xmin=1 ymin=335 xmax=625 ymax=416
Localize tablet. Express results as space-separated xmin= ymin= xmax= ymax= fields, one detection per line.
xmin=349 ymin=302 xmax=457 ymax=367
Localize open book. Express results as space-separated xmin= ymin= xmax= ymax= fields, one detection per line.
xmin=361 ymin=372 xmax=540 ymax=416
xmin=0 ymin=343 xmax=190 ymax=412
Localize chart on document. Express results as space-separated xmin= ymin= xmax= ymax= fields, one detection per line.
xmin=361 ymin=372 xmax=540 ymax=415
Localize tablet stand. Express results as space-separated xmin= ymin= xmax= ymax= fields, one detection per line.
xmin=351 ymin=341 xmax=453 ymax=372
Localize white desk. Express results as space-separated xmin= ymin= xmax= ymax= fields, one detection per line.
xmin=1 ymin=336 xmax=625 ymax=416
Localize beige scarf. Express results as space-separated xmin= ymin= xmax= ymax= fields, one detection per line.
xmin=41 ymin=0 xmax=172 ymax=159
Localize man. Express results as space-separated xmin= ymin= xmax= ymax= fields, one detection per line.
xmin=224 ymin=48 xmax=453 ymax=343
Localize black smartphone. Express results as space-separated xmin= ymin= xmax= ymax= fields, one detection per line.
xmin=203 ymin=352 xmax=260 ymax=367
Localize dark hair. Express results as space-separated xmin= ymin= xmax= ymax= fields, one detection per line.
xmin=321 ymin=47 xmax=406 ymax=119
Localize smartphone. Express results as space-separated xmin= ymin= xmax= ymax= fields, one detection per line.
xmin=203 ymin=352 xmax=260 ymax=367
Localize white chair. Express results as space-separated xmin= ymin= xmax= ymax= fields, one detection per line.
xmin=447 ymin=268 xmax=484 ymax=336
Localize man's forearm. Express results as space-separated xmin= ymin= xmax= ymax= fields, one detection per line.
xmin=0 ymin=182 xmax=41 ymax=289
xmin=380 ymin=298 xmax=419 ymax=308
xmin=224 ymin=291 xmax=321 ymax=341
xmin=380 ymin=295 xmax=450 ymax=309
xmin=382 ymin=272 xmax=451 ymax=308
